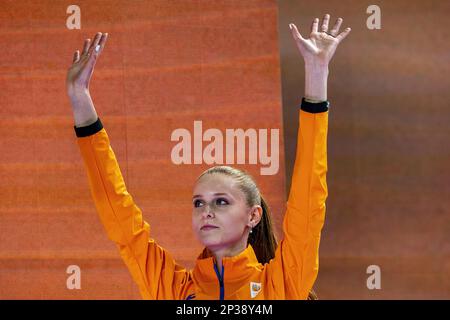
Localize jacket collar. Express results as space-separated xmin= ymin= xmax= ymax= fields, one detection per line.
xmin=192 ymin=244 xmax=261 ymax=285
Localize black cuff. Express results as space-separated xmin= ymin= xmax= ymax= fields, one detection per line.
xmin=74 ymin=117 xmax=103 ymax=137
xmin=300 ymin=97 xmax=330 ymax=113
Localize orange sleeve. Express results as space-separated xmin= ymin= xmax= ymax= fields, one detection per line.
xmin=268 ymin=109 xmax=328 ymax=299
xmin=76 ymin=127 xmax=188 ymax=299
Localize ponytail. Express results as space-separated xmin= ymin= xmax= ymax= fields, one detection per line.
xmin=248 ymin=194 xmax=318 ymax=300
xmin=247 ymin=195 xmax=277 ymax=264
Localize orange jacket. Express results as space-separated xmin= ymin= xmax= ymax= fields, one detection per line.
xmin=75 ymin=108 xmax=328 ymax=300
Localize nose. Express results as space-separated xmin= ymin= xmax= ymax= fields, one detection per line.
xmin=201 ymin=203 xmax=214 ymax=219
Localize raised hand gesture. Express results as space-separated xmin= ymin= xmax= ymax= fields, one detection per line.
xmin=66 ymin=32 xmax=108 ymax=95
xmin=289 ymin=14 xmax=351 ymax=66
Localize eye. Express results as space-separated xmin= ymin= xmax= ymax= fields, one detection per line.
xmin=193 ymin=199 xmax=203 ymax=208
xmin=216 ymin=198 xmax=229 ymax=205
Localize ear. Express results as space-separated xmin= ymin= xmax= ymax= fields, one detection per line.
xmin=248 ymin=205 xmax=263 ymax=228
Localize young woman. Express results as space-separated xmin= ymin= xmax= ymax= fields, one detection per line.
xmin=66 ymin=14 xmax=351 ymax=300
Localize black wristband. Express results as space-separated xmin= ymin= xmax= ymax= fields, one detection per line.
xmin=74 ymin=117 xmax=103 ymax=137
xmin=300 ymin=97 xmax=330 ymax=113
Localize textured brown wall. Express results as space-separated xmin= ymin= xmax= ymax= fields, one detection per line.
xmin=279 ymin=0 xmax=450 ymax=298
xmin=0 ymin=0 xmax=285 ymax=299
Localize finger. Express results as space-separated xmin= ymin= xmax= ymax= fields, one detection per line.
xmin=321 ymin=13 xmax=330 ymax=32
xmin=72 ymin=50 xmax=80 ymax=63
xmin=86 ymin=32 xmax=106 ymax=70
xmin=329 ymin=17 xmax=343 ymax=36
xmin=87 ymin=32 xmax=102 ymax=55
xmin=336 ymin=27 xmax=351 ymax=42
xmin=81 ymin=39 xmax=91 ymax=56
xmin=311 ymin=17 xmax=319 ymax=33
xmin=289 ymin=23 xmax=305 ymax=41
xmin=97 ymin=32 xmax=108 ymax=53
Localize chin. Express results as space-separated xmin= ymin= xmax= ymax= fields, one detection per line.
xmin=200 ymin=236 xmax=224 ymax=249
xmin=201 ymin=238 xmax=221 ymax=248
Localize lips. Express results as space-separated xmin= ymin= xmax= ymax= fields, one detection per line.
xmin=200 ymin=224 xmax=219 ymax=231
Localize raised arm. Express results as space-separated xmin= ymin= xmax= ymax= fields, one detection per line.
xmin=67 ymin=33 xmax=188 ymax=299
xmin=268 ymin=14 xmax=351 ymax=299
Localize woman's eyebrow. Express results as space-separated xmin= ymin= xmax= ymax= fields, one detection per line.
xmin=192 ymin=192 xmax=230 ymax=199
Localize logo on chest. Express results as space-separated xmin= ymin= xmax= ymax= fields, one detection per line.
xmin=250 ymin=282 xmax=262 ymax=298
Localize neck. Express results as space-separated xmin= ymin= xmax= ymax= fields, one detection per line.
xmin=210 ymin=239 xmax=249 ymax=277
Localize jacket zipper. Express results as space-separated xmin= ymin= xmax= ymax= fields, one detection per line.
xmin=213 ymin=263 xmax=224 ymax=300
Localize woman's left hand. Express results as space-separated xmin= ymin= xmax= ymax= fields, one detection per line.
xmin=289 ymin=14 xmax=351 ymax=66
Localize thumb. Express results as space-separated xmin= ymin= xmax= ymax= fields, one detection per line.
xmin=289 ymin=23 xmax=305 ymax=42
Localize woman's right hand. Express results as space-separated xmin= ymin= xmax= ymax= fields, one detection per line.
xmin=66 ymin=32 xmax=108 ymax=97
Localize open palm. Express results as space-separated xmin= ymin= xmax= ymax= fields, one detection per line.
xmin=66 ymin=32 xmax=108 ymax=93
xmin=289 ymin=14 xmax=351 ymax=66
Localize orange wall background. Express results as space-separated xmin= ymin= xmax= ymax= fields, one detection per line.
xmin=0 ymin=0 xmax=285 ymax=299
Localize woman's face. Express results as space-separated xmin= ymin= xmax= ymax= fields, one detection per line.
xmin=192 ymin=173 xmax=257 ymax=253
